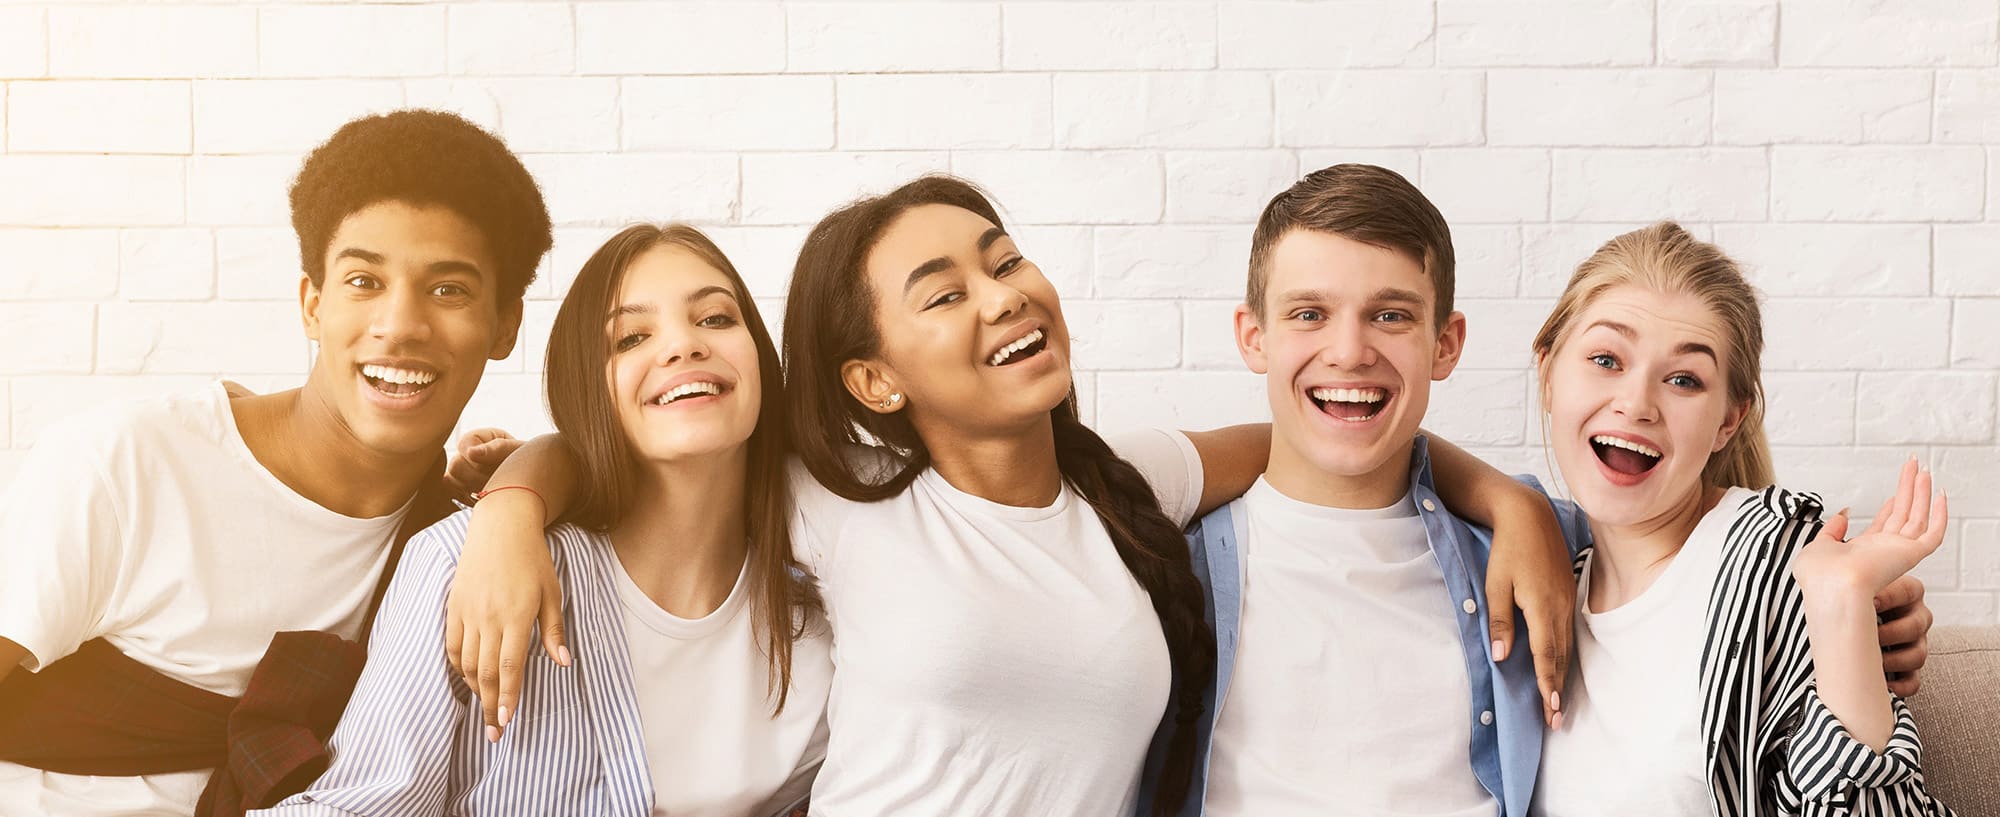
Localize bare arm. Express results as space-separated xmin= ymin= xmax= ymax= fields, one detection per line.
xmin=443 ymin=432 xmax=582 ymax=736
xmin=1182 ymin=424 xmax=1271 ymax=518
xmin=1427 ymin=432 xmax=1576 ymax=730
xmin=1793 ymin=460 xmax=1949 ymax=752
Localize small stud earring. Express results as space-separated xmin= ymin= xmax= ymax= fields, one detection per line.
xmin=879 ymin=393 xmax=901 ymax=409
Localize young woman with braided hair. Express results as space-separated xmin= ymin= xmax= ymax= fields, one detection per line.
xmin=437 ymin=176 xmax=1572 ymax=816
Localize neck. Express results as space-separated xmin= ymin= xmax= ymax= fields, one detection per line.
xmin=1584 ymin=483 xmax=1725 ymax=612
xmin=608 ymin=448 xmax=750 ymax=619
xmin=1262 ymin=436 xmax=1413 ymax=509
xmin=917 ymin=411 xmax=1064 ymax=507
xmin=231 ymin=385 xmax=436 ymax=518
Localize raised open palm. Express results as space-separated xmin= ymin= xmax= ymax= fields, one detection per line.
xmin=1794 ymin=457 xmax=1949 ymax=599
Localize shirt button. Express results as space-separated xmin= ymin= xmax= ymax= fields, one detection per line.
xmin=1480 ymin=710 xmax=1494 ymax=726
xmin=1462 ymin=598 xmax=1478 ymax=614
xmin=1422 ymin=498 xmax=1437 ymax=512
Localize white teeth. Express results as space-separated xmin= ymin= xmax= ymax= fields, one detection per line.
xmin=988 ymin=328 xmax=1045 ymax=366
xmin=1592 ymin=434 xmax=1662 ymax=459
xmin=654 ymin=381 xmax=723 ymax=405
xmin=1309 ymin=387 xmax=1387 ymax=404
xmin=361 ymin=364 xmax=436 ymax=385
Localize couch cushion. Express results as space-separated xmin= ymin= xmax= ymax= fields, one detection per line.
xmin=1904 ymin=626 xmax=2000 ymax=815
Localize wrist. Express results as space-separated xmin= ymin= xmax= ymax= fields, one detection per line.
xmin=473 ymin=489 xmax=548 ymax=528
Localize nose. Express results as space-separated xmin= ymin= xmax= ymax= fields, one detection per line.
xmin=1316 ymin=314 xmax=1378 ymax=370
xmin=653 ymin=324 xmax=710 ymax=367
xmin=369 ymin=284 xmax=434 ymax=346
xmin=977 ymin=276 xmax=1030 ymax=325
xmin=1611 ymin=376 xmax=1661 ymax=423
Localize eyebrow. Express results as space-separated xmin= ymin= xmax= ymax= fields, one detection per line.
xmin=903 ymin=227 xmax=1010 ymax=295
xmin=1583 ymin=319 xmax=1718 ymax=362
xmin=604 ymin=286 xmax=739 ymax=322
xmin=1274 ymin=287 xmax=1429 ymax=307
xmin=334 ymin=248 xmax=482 ymax=278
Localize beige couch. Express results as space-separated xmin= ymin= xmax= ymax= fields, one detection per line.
xmin=1906 ymin=627 xmax=2000 ymax=815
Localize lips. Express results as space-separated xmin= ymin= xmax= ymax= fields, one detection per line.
xmin=359 ymin=362 xmax=439 ymax=399
xmin=646 ymin=373 xmax=732 ymax=408
xmin=1308 ymin=385 xmax=1391 ymax=423
xmin=986 ymin=326 xmax=1048 ymax=367
xmin=1590 ymin=433 xmax=1663 ymax=478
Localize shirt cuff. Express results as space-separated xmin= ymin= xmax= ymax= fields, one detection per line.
xmin=1785 ymin=684 xmax=1925 ymax=804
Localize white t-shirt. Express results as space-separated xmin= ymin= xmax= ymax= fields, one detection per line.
xmin=1204 ymin=478 xmax=1496 ymax=817
xmin=1532 ymin=486 xmax=1756 ymax=817
xmin=793 ymin=428 xmax=1203 ymax=817
xmin=0 ymin=383 xmax=408 ymax=816
xmin=610 ymin=549 xmax=832 ymax=817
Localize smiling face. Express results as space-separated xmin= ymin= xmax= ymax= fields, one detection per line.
xmin=302 ymin=199 xmax=520 ymax=458
xmin=604 ymin=245 xmax=763 ymax=465
xmin=1541 ymin=284 xmax=1748 ymax=528
xmin=843 ymin=203 xmax=1074 ymax=436
xmin=1237 ymin=228 xmax=1464 ymax=507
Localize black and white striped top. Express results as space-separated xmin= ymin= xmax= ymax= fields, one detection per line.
xmin=1570 ymin=486 xmax=1955 ymax=817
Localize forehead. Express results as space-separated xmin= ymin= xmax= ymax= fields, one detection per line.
xmin=866 ymin=204 xmax=1002 ymax=276
xmin=613 ymin=245 xmax=734 ymax=305
xmin=1572 ymin=285 xmax=1728 ymax=353
xmin=1266 ymin=228 xmax=1433 ymax=306
xmin=329 ymin=200 xmax=492 ymax=267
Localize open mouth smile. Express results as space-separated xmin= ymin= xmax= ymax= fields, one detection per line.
xmin=1590 ymin=433 xmax=1663 ymax=481
xmin=1308 ymin=386 xmax=1390 ymax=423
xmin=987 ymin=327 xmax=1048 ymax=367
xmin=360 ymin=363 xmax=439 ymax=400
xmin=649 ymin=379 xmax=730 ymax=407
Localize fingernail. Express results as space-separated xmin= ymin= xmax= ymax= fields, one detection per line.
xmin=498 ymin=706 xmax=511 ymax=727
xmin=1553 ymin=711 xmax=1564 ymax=731
xmin=558 ymin=646 xmax=573 ymax=667
xmin=486 ymin=725 xmax=500 ymax=743
xmin=1491 ymin=640 xmax=1508 ymax=662
xmin=1551 ymin=690 xmax=1562 ymax=711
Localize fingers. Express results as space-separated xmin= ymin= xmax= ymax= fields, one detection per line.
xmin=1885 ymin=457 xmax=1919 ymax=532
xmin=444 ymin=603 xmax=466 ymax=679
xmin=1485 ymin=579 xmax=1517 ymax=664
xmin=1874 ymin=574 xmax=1926 ymax=616
xmin=1887 ymin=673 xmax=1922 ymax=698
xmin=457 ymin=625 xmax=481 ymax=700
xmin=468 ymin=437 xmax=526 ymax=471
xmin=1526 ymin=600 xmax=1572 ymax=730
xmin=1817 ymin=510 xmax=1850 ymax=544
xmin=1900 ymin=469 xmax=1933 ymax=540
xmin=540 ymin=587 xmax=572 ymax=667
xmin=1922 ymin=492 xmax=1949 ymax=551
xmin=457 ymin=427 xmax=516 ymax=456
xmin=478 ymin=633 xmax=503 ymax=739
xmin=496 ymin=624 xmax=528 ymax=734
xmin=1877 ymin=604 xmax=1931 ymax=650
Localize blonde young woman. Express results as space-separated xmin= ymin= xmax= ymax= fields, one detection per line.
xmin=1526 ymin=223 xmax=1954 ymax=816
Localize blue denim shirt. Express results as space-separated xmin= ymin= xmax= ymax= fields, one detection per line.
xmin=1138 ymin=436 xmax=1592 ymax=817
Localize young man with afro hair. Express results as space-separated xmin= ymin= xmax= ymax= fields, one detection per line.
xmin=0 ymin=109 xmax=552 ymax=817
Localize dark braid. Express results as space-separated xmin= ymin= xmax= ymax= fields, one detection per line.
xmin=1050 ymin=403 xmax=1216 ymax=815
xmin=785 ymin=175 xmax=1216 ymax=812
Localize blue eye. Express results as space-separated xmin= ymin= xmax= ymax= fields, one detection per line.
xmin=1588 ymin=353 xmax=1619 ymax=370
xmin=1667 ymin=373 xmax=1703 ymax=389
xmin=1292 ymin=309 xmax=1324 ymax=323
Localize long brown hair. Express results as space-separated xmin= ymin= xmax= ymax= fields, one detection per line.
xmin=782 ymin=176 xmax=1217 ymax=813
xmin=543 ymin=223 xmax=817 ymax=713
xmin=1531 ymin=221 xmax=1775 ymax=490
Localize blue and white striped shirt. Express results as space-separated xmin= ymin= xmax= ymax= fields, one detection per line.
xmin=254 ymin=510 xmax=795 ymax=817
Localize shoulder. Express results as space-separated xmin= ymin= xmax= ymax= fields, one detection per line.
xmin=1730 ymin=484 xmax=1826 ymax=531
xmin=406 ymin=508 xmax=599 ymax=570
xmin=21 ymin=384 xmax=230 ymax=482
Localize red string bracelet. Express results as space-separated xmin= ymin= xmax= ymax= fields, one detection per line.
xmin=474 ymin=485 xmax=548 ymax=520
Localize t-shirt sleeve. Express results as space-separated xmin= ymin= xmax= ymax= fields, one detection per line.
xmin=0 ymin=420 xmax=127 ymax=672
xmin=1108 ymin=428 xmax=1205 ymax=529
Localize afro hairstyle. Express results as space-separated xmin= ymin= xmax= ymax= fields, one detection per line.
xmin=289 ymin=109 xmax=553 ymax=304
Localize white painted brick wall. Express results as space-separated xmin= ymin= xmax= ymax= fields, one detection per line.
xmin=1 ymin=0 xmax=1996 ymax=624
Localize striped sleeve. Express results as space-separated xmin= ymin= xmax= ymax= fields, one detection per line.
xmin=1777 ymin=688 xmax=1954 ymax=816
xmin=251 ymin=524 xmax=471 ymax=817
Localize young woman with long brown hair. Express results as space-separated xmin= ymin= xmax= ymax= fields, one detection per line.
xmin=260 ymin=224 xmax=830 ymax=816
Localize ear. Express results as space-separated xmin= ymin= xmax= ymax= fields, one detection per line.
xmin=489 ymin=298 xmax=524 ymax=361
xmin=840 ymin=358 xmax=905 ymax=414
xmin=300 ymin=274 xmax=323 ymax=341
xmin=1430 ymin=310 xmax=1467 ymax=381
xmin=1233 ymin=303 xmax=1269 ymax=374
xmin=1712 ymin=398 xmax=1751 ymax=453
